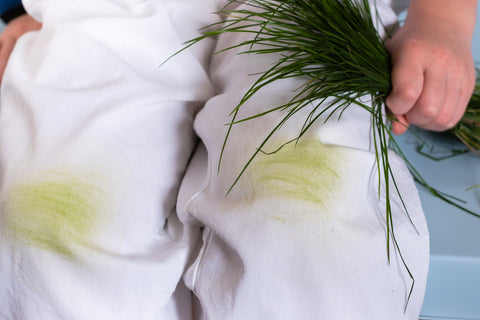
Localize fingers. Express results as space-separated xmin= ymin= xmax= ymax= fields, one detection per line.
xmin=403 ymin=67 xmax=448 ymax=131
xmin=385 ymin=52 xmax=424 ymax=117
xmin=385 ymin=48 xmax=424 ymax=135
xmin=386 ymin=46 xmax=474 ymax=135
xmin=391 ymin=114 xmax=409 ymax=135
xmin=384 ymin=0 xmax=477 ymax=136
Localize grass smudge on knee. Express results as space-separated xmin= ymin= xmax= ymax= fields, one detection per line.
xmin=251 ymin=139 xmax=343 ymax=209
xmin=3 ymin=169 xmax=108 ymax=260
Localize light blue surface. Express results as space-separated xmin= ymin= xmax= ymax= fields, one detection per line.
xmin=421 ymin=256 xmax=480 ymax=320
xmin=395 ymin=130 xmax=480 ymax=319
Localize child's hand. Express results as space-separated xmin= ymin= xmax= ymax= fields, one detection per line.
xmin=385 ymin=0 xmax=477 ymax=135
xmin=0 ymin=14 xmax=41 ymax=84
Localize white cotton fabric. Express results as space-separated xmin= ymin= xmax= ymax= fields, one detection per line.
xmin=0 ymin=0 xmax=220 ymax=319
xmin=177 ymin=1 xmax=429 ymax=320
xmin=0 ymin=0 xmax=429 ymax=319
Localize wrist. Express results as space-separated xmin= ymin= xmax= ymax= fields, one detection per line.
xmin=406 ymin=0 xmax=477 ymax=41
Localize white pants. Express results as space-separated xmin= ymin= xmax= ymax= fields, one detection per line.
xmin=177 ymin=1 xmax=429 ymax=319
xmin=0 ymin=0 xmax=220 ymax=319
xmin=0 ymin=0 xmax=429 ymax=319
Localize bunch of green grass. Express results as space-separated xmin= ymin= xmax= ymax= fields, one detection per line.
xmin=170 ymin=0 xmax=480 ymax=216
xmin=167 ymin=0 xmax=480 ymax=309
xmin=452 ymin=80 xmax=480 ymax=153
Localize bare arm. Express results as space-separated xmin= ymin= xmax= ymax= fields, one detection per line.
xmin=386 ymin=0 xmax=477 ymax=135
xmin=0 ymin=14 xmax=41 ymax=83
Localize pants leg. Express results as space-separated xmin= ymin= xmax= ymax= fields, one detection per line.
xmin=0 ymin=0 xmax=219 ymax=318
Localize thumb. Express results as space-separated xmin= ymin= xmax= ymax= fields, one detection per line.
xmin=391 ymin=114 xmax=409 ymax=135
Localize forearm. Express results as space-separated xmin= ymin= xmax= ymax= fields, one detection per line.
xmin=406 ymin=0 xmax=477 ymax=41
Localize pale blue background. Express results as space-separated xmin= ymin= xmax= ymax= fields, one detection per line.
xmin=1 ymin=2 xmax=480 ymax=319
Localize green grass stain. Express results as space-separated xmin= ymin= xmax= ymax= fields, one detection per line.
xmin=4 ymin=170 xmax=107 ymax=260
xmin=251 ymin=139 xmax=343 ymax=209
